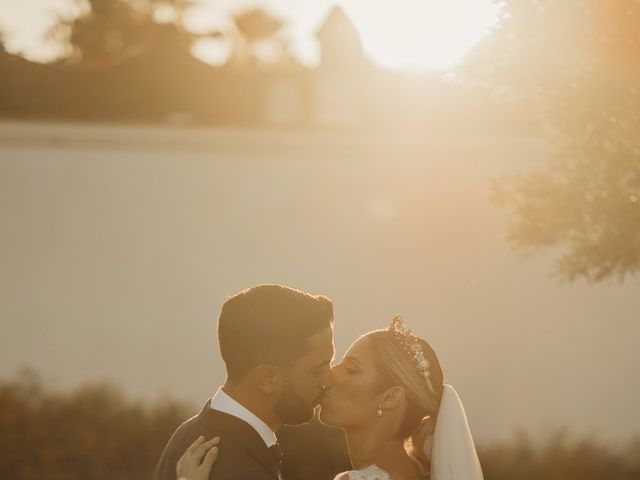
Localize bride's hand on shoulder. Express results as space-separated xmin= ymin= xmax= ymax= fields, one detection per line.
xmin=177 ymin=435 xmax=220 ymax=480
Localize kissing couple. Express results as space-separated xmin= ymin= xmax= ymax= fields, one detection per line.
xmin=155 ymin=284 xmax=484 ymax=480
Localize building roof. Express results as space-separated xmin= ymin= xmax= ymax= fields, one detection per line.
xmin=316 ymin=5 xmax=362 ymax=47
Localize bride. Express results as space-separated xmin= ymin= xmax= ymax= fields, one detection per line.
xmin=176 ymin=316 xmax=484 ymax=480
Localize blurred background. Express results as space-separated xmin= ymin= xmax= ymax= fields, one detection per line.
xmin=1 ymin=0 xmax=639 ymax=478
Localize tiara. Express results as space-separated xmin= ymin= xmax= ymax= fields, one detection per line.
xmin=388 ymin=315 xmax=435 ymax=394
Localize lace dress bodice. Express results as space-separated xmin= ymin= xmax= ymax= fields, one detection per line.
xmin=333 ymin=464 xmax=392 ymax=480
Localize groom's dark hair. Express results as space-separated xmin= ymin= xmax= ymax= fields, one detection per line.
xmin=218 ymin=284 xmax=334 ymax=382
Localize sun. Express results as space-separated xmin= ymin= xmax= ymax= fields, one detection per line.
xmin=336 ymin=0 xmax=501 ymax=71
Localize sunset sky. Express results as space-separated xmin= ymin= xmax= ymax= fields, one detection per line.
xmin=0 ymin=0 xmax=501 ymax=70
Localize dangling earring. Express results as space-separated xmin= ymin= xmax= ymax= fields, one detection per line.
xmin=376 ymin=405 xmax=383 ymax=416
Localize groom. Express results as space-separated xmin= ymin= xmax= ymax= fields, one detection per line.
xmin=155 ymin=284 xmax=336 ymax=480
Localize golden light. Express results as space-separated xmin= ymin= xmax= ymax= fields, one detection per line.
xmin=338 ymin=0 xmax=501 ymax=71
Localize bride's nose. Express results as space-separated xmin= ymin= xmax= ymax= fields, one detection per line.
xmin=321 ymin=365 xmax=337 ymax=390
xmin=331 ymin=361 xmax=345 ymax=379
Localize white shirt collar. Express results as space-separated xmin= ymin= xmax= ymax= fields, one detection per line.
xmin=210 ymin=387 xmax=277 ymax=448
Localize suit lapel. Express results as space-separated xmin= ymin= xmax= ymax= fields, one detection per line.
xmin=197 ymin=400 xmax=280 ymax=479
xmin=246 ymin=444 xmax=281 ymax=479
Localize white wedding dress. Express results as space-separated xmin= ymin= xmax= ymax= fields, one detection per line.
xmin=333 ymin=464 xmax=403 ymax=480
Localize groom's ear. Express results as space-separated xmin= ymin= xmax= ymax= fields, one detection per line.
xmin=381 ymin=386 xmax=406 ymax=410
xmin=252 ymin=364 xmax=283 ymax=394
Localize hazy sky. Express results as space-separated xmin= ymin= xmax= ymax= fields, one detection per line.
xmin=1 ymin=122 xmax=639 ymax=447
xmin=0 ymin=0 xmax=500 ymax=69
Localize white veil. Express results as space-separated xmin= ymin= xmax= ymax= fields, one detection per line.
xmin=429 ymin=384 xmax=484 ymax=480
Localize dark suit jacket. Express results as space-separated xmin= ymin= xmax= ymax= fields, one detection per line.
xmin=155 ymin=399 xmax=281 ymax=480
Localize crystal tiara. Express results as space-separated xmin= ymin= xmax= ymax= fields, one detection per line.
xmin=388 ymin=315 xmax=435 ymax=394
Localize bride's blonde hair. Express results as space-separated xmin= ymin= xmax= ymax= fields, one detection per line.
xmin=365 ymin=323 xmax=445 ymax=475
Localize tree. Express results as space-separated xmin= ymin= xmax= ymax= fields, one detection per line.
xmin=230 ymin=8 xmax=290 ymax=65
xmin=468 ymin=1 xmax=640 ymax=282
xmin=48 ymin=0 xmax=199 ymax=67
